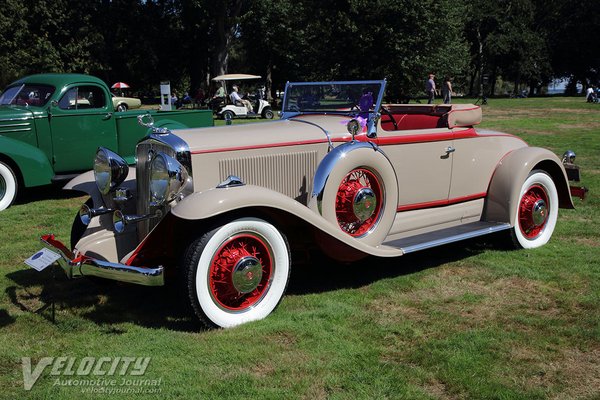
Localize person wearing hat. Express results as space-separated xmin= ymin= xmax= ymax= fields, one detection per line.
xmin=425 ymin=74 xmax=436 ymax=104
xmin=230 ymin=85 xmax=254 ymax=114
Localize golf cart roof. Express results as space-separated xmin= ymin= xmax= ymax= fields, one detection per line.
xmin=212 ymin=74 xmax=262 ymax=81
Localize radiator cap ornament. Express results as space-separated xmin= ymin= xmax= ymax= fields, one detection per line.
xmin=137 ymin=113 xmax=171 ymax=135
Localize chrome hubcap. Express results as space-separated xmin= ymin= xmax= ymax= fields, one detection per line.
xmin=531 ymin=199 xmax=547 ymax=226
xmin=353 ymin=187 xmax=377 ymax=223
xmin=232 ymin=256 xmax=263 ymax=294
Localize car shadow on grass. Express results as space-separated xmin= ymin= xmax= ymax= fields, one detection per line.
xmin=5 ymin=267 xmax=204 ymax=333
xmin=287 ymin=236 xmax=502 ymax=295
xmin=14 ymin=184 xmax=86 ymax=206
xmin=5 ymin=235 xmax=507 ymax=332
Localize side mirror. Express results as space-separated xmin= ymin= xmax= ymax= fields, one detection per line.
xmin=50 ymin=100 xmax=58 ymax=108
xmin=346 ymin=119 xmax=360 ymax=139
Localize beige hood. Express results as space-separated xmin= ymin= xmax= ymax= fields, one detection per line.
xmin=173 ymin=115 xmax=356 ymax=154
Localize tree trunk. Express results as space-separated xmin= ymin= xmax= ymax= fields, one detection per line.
xmin=266 ymin=61 xmax=273 ymax=102
xmin=490 ymin=67 xmax=497 ymax=96
xmin=209 ymin=0 xmax=245 ymax=78
xmin=529 ymin=80 xmax=536 ymax=97
xmin=211 ymin=9 xmax=229 ymax=78
xmin=469 ymin=68 xmax=477 ymax=96
xmin=477 ymin=26 xmax=484 ymax=97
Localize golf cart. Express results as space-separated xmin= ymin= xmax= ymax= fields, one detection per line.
xmin=212 ymin=74 xmax=274 ymax=119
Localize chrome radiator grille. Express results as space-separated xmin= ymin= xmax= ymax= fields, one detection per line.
xmin=219 ymin=151 xmax=318 ymax=203
xmin=136 ymin=140 xmax=178 ymax=239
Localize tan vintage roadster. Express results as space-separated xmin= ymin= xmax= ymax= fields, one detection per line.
xmin=37 ymin=80 xmax=585 ymax=328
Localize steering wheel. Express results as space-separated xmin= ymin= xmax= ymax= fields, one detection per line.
xmin=380 ymin=106 xmax=397 ymax=130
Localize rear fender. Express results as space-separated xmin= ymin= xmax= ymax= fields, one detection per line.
xmin=484 ymin=147 xmax=573 ymax=225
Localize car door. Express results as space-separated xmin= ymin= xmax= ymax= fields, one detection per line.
xmin=375 ymin=131 xmax=453 ymax=210
xmin=50 ymin=84 xmax=117 ymax=173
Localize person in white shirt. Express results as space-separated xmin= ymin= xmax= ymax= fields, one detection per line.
xmin=230 ymin=85 xmax=254 ymax=113
xmin=586 ymin=86 xmax=595 ymax=102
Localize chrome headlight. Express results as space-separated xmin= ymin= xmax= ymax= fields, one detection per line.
xmin=149 ymin=152 xmax=188 ymax=205
xmin=94 ymin=147 xmax=128 ymax=195
xmin=562 ymin=150 xmax=576 ymax=164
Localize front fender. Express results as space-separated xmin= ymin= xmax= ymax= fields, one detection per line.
xmin=171 ymin=184 xmax=403 ymax=258
xmin=63 ymin=167 xmax=137 ymax=207
xmin=0 ymin=136 xmax=54 ymax=187
xmin=484 ymin=146 xmax=573 ymax=225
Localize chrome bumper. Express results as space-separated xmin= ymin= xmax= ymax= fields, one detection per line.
xmin=40 ymin=234 xmax=164 ymax=286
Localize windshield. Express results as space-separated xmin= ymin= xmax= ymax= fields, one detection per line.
xmin=281 ymin=80 xmax=386 ymax=116
xmin=0 ymin=84 xmax=55 ymax=107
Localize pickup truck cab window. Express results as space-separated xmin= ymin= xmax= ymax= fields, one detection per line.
xmin=58 ymin=85 xmax=106 ymax=110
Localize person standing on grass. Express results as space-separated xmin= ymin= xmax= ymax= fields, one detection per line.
xmin=442 ymin=77 xmax=453 ymax=104
xmin=425 ymin=74 xmax=436 ymax=104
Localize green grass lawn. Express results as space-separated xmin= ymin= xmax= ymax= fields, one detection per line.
xmin=1 ymin=97 xmax=599 ymax=399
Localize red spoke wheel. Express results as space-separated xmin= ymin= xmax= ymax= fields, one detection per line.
xmin=518 ymin=184 xmax=549 ymax=240
xmin=335 ymin=168 xmax=383 ymax=237
xmin=184 ymin=218 xmax=290 ymax=328
xmin=209 ymin=234 xmax=273 ymax=311
xmin=312 ymin=143 xmax=398 ymax=248
xmin=511 ymin=170 xmax=558 ymax=249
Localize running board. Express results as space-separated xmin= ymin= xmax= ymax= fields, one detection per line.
xmin=383 ymin=222 xmax=512 ymax=254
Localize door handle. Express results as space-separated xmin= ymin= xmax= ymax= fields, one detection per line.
xmin=445 ymin=146 xmax=455 ymax=153
xmin=103 ymin=112 xmax=113 ymax=120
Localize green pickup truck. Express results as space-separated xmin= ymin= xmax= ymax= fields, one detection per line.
xmin=0 ymin=73 xmax=213 ymax=211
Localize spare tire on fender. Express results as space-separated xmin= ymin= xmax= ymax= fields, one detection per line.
xmin=309 ymin=141 xmax=398 ymax=246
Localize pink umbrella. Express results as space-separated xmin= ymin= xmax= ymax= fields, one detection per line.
xmin=111 ymin=82 xmax=130 ymax=89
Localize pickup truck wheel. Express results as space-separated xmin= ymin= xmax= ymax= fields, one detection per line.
xmin=183 ymin=218 xmax=291 ymax=328
xmin=510 ymin=170 xmax=558 ymax=249
xmin=0 ymin=161 xmax=18 ymax=211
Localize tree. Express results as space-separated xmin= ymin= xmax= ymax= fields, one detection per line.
xmin=0 ymin=0 xmax=105 ymax=87
xmin=486 ymin=0 xmax=551 ymax=95
xmin=543 ymin=0 xmax=600 ymax=90
xmin=239 ymin=0 xmax=469 ymax=101
xmin=464 ymin=0 xmax=552 ymax=96
xmin=0 ymin=0 xmax=29 ymax=85
xmin=206 ymin=0 xmax=247 ymax=78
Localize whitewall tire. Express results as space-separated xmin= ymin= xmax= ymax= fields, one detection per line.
xmin=511 ymin=170 xmax=558 ymax=249
xmin=0 ymin=161 xmax=18 ymax=211
xmin=184 ymin=218 xmax=291 ymax=328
